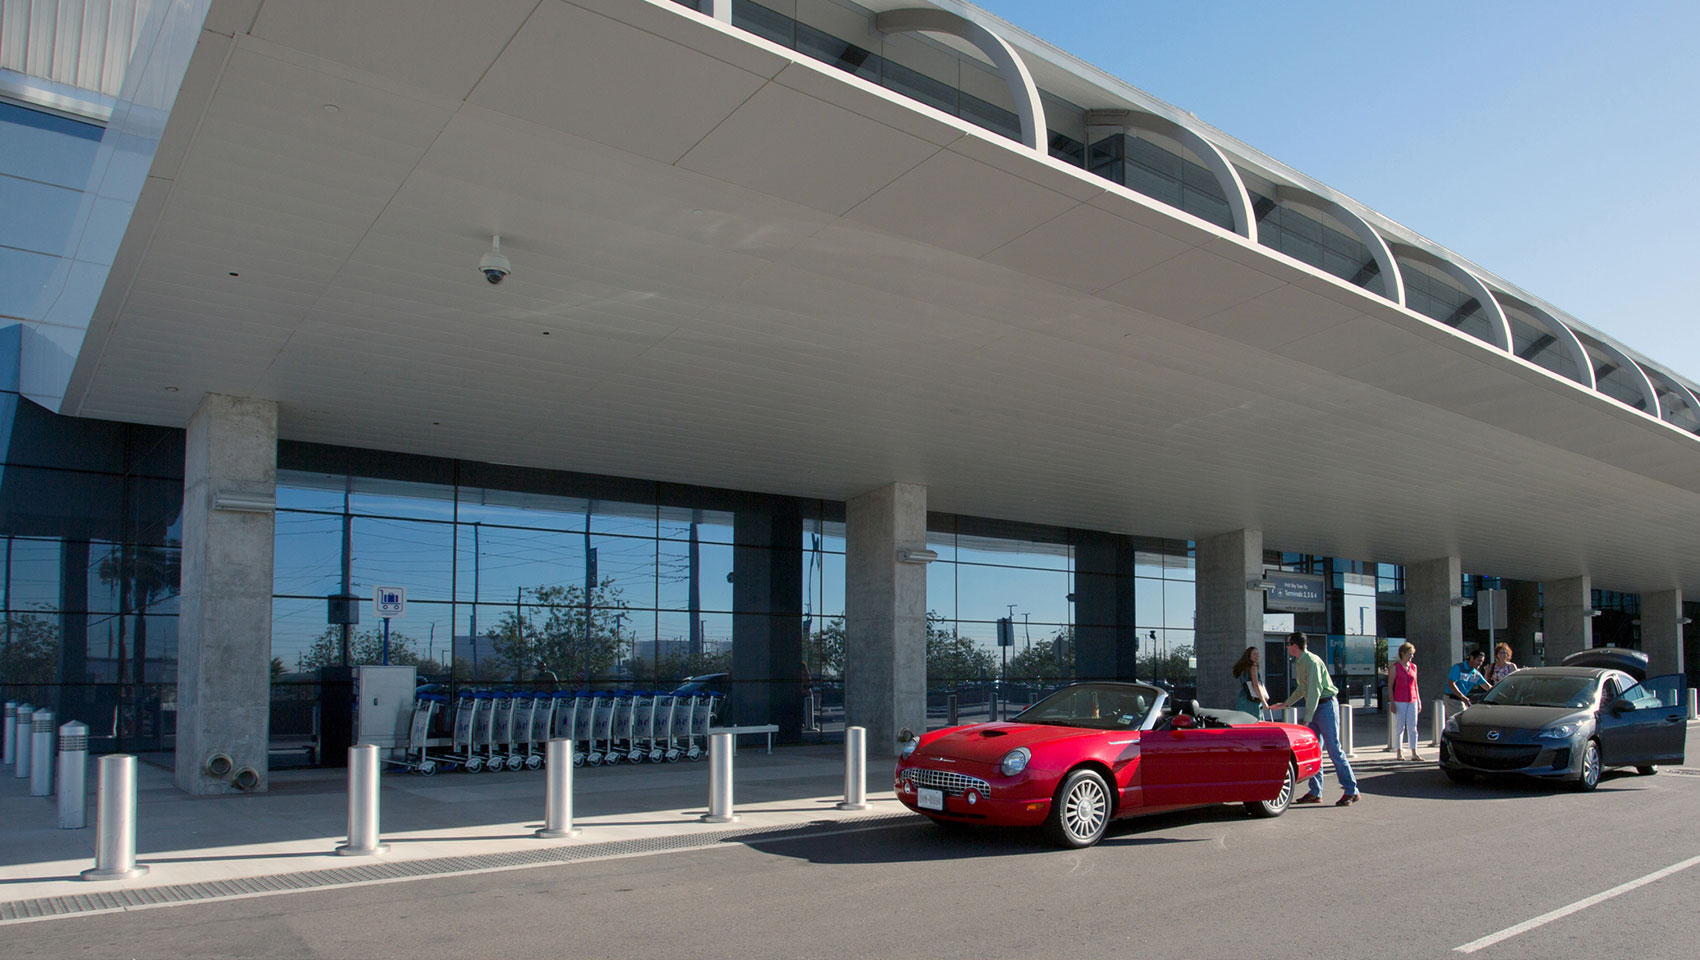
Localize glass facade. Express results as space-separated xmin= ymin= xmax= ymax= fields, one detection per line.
xmin=0 ymin=101 xmax=103 ymax=326
xmin=1503 ymin=304 xmax=1586 ymax=386
xmin=1090 ymin=134 xmax=1233 ymax=231
xmin=1251 ymin=194 xmax=1386 ymax=297
xmin=1400 ymin=260 xmax=1496 ymax=346
xmin=0 ymin=324 xmax=185 ymax=754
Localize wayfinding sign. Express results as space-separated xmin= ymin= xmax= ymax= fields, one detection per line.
xmin=1265 ymin=573 xmax=1325 ymax=613
xmin=373 ymin=586 xmax=407 ymax=619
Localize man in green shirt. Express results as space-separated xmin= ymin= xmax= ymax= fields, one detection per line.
xmin=1274 ymin=632 xmax=1360 ymax=806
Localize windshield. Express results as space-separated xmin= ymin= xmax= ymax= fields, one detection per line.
xmin=1480 ymin=674 xmax=1597 ymax=709
xmin=1014 ymin=683 xmax=1160 ymax=730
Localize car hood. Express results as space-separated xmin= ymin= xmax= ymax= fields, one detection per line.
xmin=915 ymin=722 xmax=1103 ymax=764
xmin=1453 ymin=704 xmax=1589 ymax=733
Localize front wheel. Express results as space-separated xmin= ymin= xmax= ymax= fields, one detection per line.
xmin=1573 ymin=739 xmax=1601 ymax=792
xmin=1043 ymin=769 xmax=1112 ymax=848
xmin=1246 ymin=759 xmax=1296 ymax=818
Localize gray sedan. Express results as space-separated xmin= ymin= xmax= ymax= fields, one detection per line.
xmin=1440 ymin=651 xmax=1687 ymax=791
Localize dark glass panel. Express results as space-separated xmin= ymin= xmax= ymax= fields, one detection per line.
xmin=349 ymin=516 xmax=455 ymax=602
xmin=273 ymin=510 xmax=346 ymax=598
xmin=881 ymin=57 xmax=957 ymax=115
xmin=734 ymin=1 xmax=795 ymax=47
xmin=0 ymin=465 xmax=122 ymax=540
xmin=795 ymin=23 xmax=880 ymax=82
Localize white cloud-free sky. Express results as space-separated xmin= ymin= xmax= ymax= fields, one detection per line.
xmin=972 ymin=0 xmax=1700 ymax=380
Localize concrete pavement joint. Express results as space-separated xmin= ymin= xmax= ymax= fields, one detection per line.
xmin=0 ymin=812 xmax=919 ymax=927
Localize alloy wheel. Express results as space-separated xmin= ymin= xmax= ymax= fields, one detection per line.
xmin=1063 ymin=776 xmax=1108 ymax=842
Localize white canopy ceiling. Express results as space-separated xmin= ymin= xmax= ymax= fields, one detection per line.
xmin=60 ymin=0 xmax=1700 ymax=593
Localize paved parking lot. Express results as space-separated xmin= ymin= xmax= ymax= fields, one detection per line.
xmin=5 ymin=725 xmax=1698 ymax=959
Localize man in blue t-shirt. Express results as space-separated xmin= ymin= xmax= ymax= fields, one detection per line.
xmin=1447 ymin=650 xmax=1489 ymax=704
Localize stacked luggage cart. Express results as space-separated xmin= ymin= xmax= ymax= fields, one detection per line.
xmin=399 ymin=689 xmax=724 ymax=774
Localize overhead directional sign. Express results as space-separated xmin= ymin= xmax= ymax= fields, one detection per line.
xmin=373 ymin=586 xmax=407 ymax=619
xmin=1265 ymin=572 xmax=1325 ymax=613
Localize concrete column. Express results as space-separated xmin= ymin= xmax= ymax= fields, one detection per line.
xmin=1542 ymin=575 xmax=1593 ymax=666
xmin=1196 ymin=529 xmax=1262 ymax=710
xmin=1407 ymin=558 xmax=1462 ymax=705
xmin=1506 ymin=579 xmax=1543 ymax=665
xmin=176 ymin=395 xmax=277 ymax=795
xmin=844 ymin=483 xmax=927 ymax=756
xmin=1641 ymin=589 xmax=1685 ymax=677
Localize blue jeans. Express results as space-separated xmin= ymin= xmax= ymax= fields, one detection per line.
xmin=1305 ymin=699 xmax=1358 ymax=797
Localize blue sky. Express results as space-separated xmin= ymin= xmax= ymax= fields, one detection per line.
xmin=973 ymin=0 xmax=1700 ymax=380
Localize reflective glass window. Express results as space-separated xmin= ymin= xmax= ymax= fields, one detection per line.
xmin=1576 ymin=335 xmax=1648 ymax=410
xmin=1504 ymin=307 xmax=1584 ymax=385
xmin=1401 ymin=262 xmax=1494 ymax=346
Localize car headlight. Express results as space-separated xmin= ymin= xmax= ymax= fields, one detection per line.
xmin=899 ymin=729 xmax=919 ymax=759
xmin=1444 ymin=715 xmax=1460 ymax=734
xmin=1536 ymin=723 xmax=1577 ymax=740
xmin=999 ymin=747 xmax=1031 ymax=777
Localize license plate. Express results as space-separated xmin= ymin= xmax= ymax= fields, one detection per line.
xmin=917 ymin=787 xmax=944 ymax=810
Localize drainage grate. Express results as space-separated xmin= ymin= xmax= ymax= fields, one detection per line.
xmin=0 ymin=813 xmax=917 ymax=923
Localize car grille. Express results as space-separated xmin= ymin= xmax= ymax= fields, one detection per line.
xmin=1451 ymin=742 xmax=1540 ymax=771
xmin=901 ymin=767 xmax=991 ymax=797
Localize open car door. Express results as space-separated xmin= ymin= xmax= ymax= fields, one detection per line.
xmin=1597 ymin=674 xmax=1687 ymax=766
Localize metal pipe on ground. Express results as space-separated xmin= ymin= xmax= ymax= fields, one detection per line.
xmin=81 ymin=755 xmax=148 ymax=880
xmin=837 ymin=725 xmax=872 ymax=811
xmin=29 ymin=709 xmax=55 ymax=797
xmin=335 ymin=744 xmax=389 ymax=856
xmin=58 ymin=721 xmax=89 ymax=829
xmin=701 ymin=732 xmax=738 ymax=823
xmin=535 ymin=738 xmax=581 ymax=839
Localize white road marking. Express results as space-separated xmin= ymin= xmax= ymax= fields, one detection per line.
xmin=1453 ymin=852 xmax=1700 ymax=953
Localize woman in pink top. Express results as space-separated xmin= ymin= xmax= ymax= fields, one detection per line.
xmin=1390 ymin=641 xmax=1422 ymax=761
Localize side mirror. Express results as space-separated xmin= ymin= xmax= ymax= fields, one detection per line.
xmin=1609 ymin=699 xmax=1634 ymax=715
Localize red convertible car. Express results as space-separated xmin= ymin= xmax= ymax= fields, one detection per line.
xmin=895 ymin=681 xmax=1323 ymax=847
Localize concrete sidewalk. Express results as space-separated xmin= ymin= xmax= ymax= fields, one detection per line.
xmin=0 ymin=745 xmax=905 ymax=909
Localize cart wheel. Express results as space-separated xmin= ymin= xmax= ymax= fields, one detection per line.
xmin=588 ymin=753 xmax=603 ymax=766
xmin=666 ymin=751 xmax=680 ymax=763
xmin=649 ymin=750 xmax=663 ymax=763
xmin=506 ymin=756 xmax=524 ymax=771
xmin=419 ymin=761 xmax=437 ymax=777
xmin=629 ymin=751 xmax=644 ymax=764
xmin=573 ymin=753 xmax=585 ymax=767
xmin=465 ymin=759 xmax=483 ymax=773
xmin=526 ymin=755 xmax=543 ymax=770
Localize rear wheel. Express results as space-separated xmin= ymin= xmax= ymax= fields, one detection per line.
xmin=1636 ymin=765 xmax=1658 ymax=776
xmin=1246 ymin=759 xmax=1296 ymax=818
xmin=1573 ymin=739 xmax=1601 ymax=792
xmin=1043 ymin=769 xmax=1111 ymax=848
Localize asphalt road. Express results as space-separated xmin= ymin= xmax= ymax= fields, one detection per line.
xmin=6 ymin=757 xmax=1700 ymax=959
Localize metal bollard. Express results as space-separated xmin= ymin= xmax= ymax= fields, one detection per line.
xmin=1341 ymin=704 xmax=1355 ymax=759
xmin=30 ymin=709 xmax=55 ymax=796
xmin=1431 ymin=698 xmax=1447 ymax=747
xmin=3 ymin=701 xmax=15 ymax=765
xmin=1688 ymin=688 xmax=1698 ymax=722
xmin=58 ymin=722 xmax=89 ymax=829
xmin=947 ymin=694 xmax=958 ymax=727
xmin=837 ymin=725 xmax=872 ymax=811
xmin=1283 ymin=706 xmax=1297 ymax=725
xmin=81 ymin=755 xmax=149 ymax=880
xmin=701 ymin=732 xmax=738 ymax=823
xmin=14 ymin=705 xmax=32 ymax=779
xmin=535 ymin=738 xmax=581 ymax=839
xmin=335 ymin=744 xmax=389 ymax=856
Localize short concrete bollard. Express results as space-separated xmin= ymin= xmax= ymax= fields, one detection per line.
xmin=701 ymin=732 xmax=738 ymax=824
xmin=58 ymin=721 xmax=89 ymax=829
xmin=535 ymin=738 xmax=581 ymax=839
xmin=3 ymin=701 xmax=16 ymax=766
xmin=1341 ymin=704 xmax=1355 ymax=759
xmin=335 ymin=744 xmax=389 ymax=856
xmin=1431 ymin=698 xmax=1447 ymax=747
xmin=14 ymin=705 xmax=33 ymax=779
xmin=30 ymin=709 xmax=55 ymax=797
xmin=837 ymin=726 xmax=872 ymax=811
xmin=1688 ymin=688 xmax=1698 ymax=722
xmin=81 ymin=755 xmax=148 ymax=880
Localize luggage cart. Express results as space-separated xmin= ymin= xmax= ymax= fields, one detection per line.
xmin=687 ymin=692 xmax=720 ymax=761
xmin=492 ymin=692 xmax=524 ymax=771
xmin=569 ymin=692 xmax=594 ymax=766
xmin=474 ymin=692 xmax=502 ymax=772
xmin=523 ymin=692 xmax=553 ymax=770
xmin=548 ymin=691 xmax=578 ymax=761
xmin=388 ymin=693 xmax=442 ymax=774
xmin=665 ymin=693 xmax=696 ymax=763
xmin=607 ymin=691 xmax=636 ymax=765
xmin=445 ymin=691 xmax=485 ymax=773
xmin=647 ymin=694 xmax=675 ymax=763
xmin=509 ymin=693 xmax=536 ymax=771
xmin=587 ymin=692 xmax=615 ymax=766
xmin=627 ymin=692 xmax=656 ymax=764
